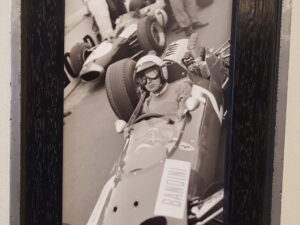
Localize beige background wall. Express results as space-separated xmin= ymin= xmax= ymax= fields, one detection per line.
xmin=0 ymin=0 xmax=299 ymax=224
xmin=280 ymin=0 xmax=300 ymax=224
xmin=0 ymin=0 xmax=11 ymax=224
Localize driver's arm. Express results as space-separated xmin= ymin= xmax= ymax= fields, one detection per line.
xmin=176 ymin=79 xmax=193 ymax=117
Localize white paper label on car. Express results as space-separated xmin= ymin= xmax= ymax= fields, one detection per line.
xmin=154 ymin=159 xmax=191 ymax=219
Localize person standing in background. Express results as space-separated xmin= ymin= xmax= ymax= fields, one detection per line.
xmin=84 ymin=0 xmax=127 ymax=39
xmin=106 ymin=0 xmax=127 ymax=28
xmin=85 ymin=0 xmax=114 ymax=39
xmin=169 ymin=0 xmax=208 ymax=36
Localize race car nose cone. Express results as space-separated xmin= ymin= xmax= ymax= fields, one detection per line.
xmin=185 ymin=97 xmax=200 ymax=112
xmin=79 ymin=63 xmax=105 ymax=82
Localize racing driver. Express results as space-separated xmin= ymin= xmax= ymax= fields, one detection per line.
xmin=134 ymin=53 xmax=192 ymax=119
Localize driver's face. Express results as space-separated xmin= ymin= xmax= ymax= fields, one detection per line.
xmin=144 ymin=68 xmax=162 ymax=93
xmin=145 ymin=76 xmax=162 ymax=93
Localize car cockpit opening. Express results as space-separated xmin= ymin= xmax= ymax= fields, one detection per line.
xmin=81 ymin=71 xmax=102 ymax=82
xmin=140 ymin=216 xmax=167 ymax=225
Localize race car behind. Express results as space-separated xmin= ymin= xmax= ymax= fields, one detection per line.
xmin=66 ymin=0 xmax=169 ymax=83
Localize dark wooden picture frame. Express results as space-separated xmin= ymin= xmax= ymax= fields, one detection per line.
xmin=20 ymin=0 xmax=282 ymax=224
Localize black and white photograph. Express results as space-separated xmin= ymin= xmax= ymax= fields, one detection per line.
xmin=63 ymin=0 xmax=233 ymax=225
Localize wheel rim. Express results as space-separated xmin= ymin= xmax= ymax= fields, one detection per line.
xmin=150 ymin=22 xmax=165 ymax=47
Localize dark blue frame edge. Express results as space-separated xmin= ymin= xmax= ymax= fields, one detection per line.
xmin=225 ymin=0 xmax=282 ymax=225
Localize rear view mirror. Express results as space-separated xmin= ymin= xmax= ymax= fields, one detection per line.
xmin=185 ymin=97 xmax=200 ymax=112
xmin=114 ymin=120 xmax=127 ymax=133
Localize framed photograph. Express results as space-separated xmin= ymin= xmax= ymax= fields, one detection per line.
xmin=20 ymin=0 xmax=283 ymax=225
xmin=63 ymin=0 xmax=231 ymax=224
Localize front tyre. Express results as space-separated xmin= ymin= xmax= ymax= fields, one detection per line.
xmin=105 ymin=58 xmax=139 ymax=121
xmin=69 ymin=42 xmax=91 ymax=76
xmin=137 ymin=17 xmax=166 ymax=55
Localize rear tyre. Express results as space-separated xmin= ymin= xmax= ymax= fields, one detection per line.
xmin=69 ymin=42 xmax=91 ymax=76
xmin=137 ymin=17 xmax=166 ymax=55
xmin=105 ymin=58 xmax=139 ymax=121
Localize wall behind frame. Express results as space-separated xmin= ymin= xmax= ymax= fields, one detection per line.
xmin=0 ymin=0 xmax=21 ymax=224
xmin=281 ymin=0 xmax=300 ymax=225
xmin=0 ymin=1 xmax=300 ymax=225
xmin=0 ymin=0 xmax=11 ymax=223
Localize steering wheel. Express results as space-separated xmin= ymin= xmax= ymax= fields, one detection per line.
xmin=133 ymin=113 xmax=165 ymax=124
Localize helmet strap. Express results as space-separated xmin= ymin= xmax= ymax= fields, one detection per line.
xmin=152 ymin=81 xmax=167 ymax=95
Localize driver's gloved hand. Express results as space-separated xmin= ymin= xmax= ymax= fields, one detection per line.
xmin=123 ymin=127 xmax=129 ymax=138
xmin=123 ymin=126 xmax=133 ymax=139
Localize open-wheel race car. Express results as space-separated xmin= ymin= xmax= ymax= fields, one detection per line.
xmin=87 ymin=33 xmax=230 ymax=225
xmin=67 ymin=0 xmax=169 ymax=83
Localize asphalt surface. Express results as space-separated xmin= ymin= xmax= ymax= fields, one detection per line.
xmin=63 ymin=1 xmax=233 ymax=225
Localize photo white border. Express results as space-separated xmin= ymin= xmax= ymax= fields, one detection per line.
xmin=0 ymin=0 xmax=12 ymax=224
xmin=281 ymin=1 xmax=300 ymax=225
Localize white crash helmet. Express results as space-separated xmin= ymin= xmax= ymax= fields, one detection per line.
xmin=134 ymin=54 xmax=168 ymax=82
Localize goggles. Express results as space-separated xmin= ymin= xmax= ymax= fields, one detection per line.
xmin=137 ymin=68 xmax=160 ymax=86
